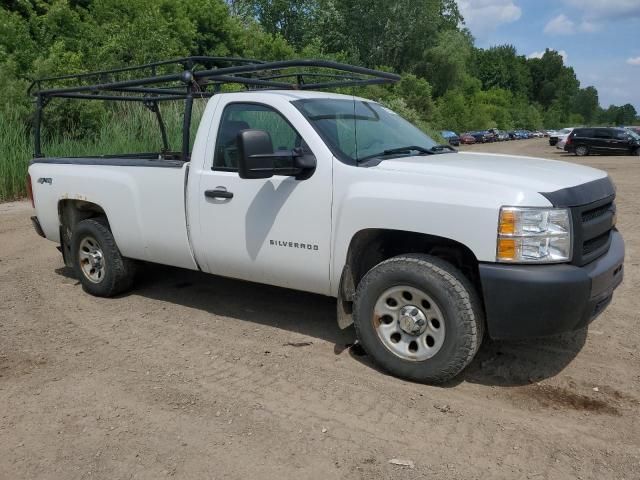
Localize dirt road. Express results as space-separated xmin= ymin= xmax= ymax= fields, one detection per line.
xmin=1 ymin=138 xmax=639 ymax=479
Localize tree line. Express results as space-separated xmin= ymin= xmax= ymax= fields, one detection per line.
xmin=0 ymin=0 xmax=638 ymax=142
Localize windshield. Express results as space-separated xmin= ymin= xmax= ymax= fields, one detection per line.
xmin=293 ymin=98 xmax=438 ymax=163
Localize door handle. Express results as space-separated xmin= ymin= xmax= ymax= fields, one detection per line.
xmin=205 ymin=188 xmax=233 ymax=199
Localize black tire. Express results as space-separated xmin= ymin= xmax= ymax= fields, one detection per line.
xmin=575 ymin=145 xmax=589 ymax=156
xmin=632 ymin=148 xmax=640 ymax=156
xmin=353 ymin=254 xmax=484 ymax=384
xmin=71 ymin=218 xmax=135 ymax=297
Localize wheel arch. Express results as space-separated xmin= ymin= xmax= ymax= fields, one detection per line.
xmin=58 ymin=199 xmax=110 ymax=267
xmin=336 ymin=228 xmax=483 ymax=329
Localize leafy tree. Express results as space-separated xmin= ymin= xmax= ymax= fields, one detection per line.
xmin=422 ymin=30 xmax=473 ymax=96
xmin=471 ymin=45 xmax=531 ymax=95
xmin=526 ymin=49 xmax=579 ymax=110
xmin=599 ymin=104 xmax=638 ymax=126
xmin=436 ymin=90 xmax=470 ymax=133
xmin=311 ymin=0 xmax=463 ymax=72
xmin=227 ymin=0 xmax=318 ymax=49
xmin=572 ymin=86 xmax=599 ymax=125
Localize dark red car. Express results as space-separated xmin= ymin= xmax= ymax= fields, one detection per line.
xmin=460 ymin=133 xmax=476 ymax=144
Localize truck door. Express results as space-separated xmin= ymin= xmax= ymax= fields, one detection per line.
xmin=194 ymin=98 xmax=333 ymax=296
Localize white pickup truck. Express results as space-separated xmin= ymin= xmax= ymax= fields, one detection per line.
xmin=27 ymin=59 xmax=624 ymax=383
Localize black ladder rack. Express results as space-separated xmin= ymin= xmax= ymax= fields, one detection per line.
xmin=29 ymin=57 xmax=400 ymax=160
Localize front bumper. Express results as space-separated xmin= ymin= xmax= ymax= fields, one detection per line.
xmin=479 ymin=230 xmax=624 ymax=340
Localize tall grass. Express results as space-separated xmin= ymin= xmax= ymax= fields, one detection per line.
xmin=0 ymin=111 xmax=32 ymax=201
xmin=0 ymin=101 xmax=205 ymax=201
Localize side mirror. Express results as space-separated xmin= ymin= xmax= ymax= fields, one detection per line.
xmin=237 ymin=129 xmax=317 ymax=180
xmin=238 ymin=129 xmax=275 ymax=179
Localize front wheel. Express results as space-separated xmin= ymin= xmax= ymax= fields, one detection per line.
xmin=353 ymin=254 xmax=484 ymax=384
xmin=71 ymin=218 xmax=135 ymax=297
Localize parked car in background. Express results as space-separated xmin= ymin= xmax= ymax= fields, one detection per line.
xmin=487 ymin=128 xmax=502 ymax=141
xmin=441 ymin=130 xmax=460 ymax=146
xmin=488 ymin=129 xmax=509 ymax=141
xmin=550 ymin=127 xmax=574 ymax=146
xmin=565 ymin=127 xmax=640 ymax=156
xmin=459 ymin=132 xmax=476 ymax=144
xmin=485 ymin=130 xmax=498 ymax=142
xmin=470 ymin=131 xmax=492 ymax=143
xmin=557 ymin=135 xmax=571 ymax=150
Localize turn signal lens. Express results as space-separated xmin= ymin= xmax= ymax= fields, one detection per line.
xmin=498 ymin=209 xmax=516 ymax=235
xmin=497 ymin=238 xmax=516 ymax=260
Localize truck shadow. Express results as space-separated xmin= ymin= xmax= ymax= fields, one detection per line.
xmin=131 ymin=263 xmax=354 ymax=346
xmin=459 ymin=329 xmax=587 ymax=387
xmin=56 ymin=263 xmax=587 ymax=387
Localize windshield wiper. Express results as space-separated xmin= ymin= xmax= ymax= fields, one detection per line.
xmin=358 ymin=144 xmax=456 ymax=163
xmin=427 ymin=144 xmax=456 ymax=153
xmin=358 ymin=145 xmax=433 ymax=162
xmin=382 ymin=145 xmax=433 ymax=156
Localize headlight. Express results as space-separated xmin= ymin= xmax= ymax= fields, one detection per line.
xmin=497 ymin=207 xmax=572 ymax=263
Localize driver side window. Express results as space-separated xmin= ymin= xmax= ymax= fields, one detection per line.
xmin=213 ymin=103 xmax=306 ymax=171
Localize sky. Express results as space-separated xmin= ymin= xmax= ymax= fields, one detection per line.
xmin=456 ymin=0 xmax=640 ymax=112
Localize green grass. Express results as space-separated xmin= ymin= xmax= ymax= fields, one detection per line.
xmin=0 ymin=102 xmax=205 ymax=201
xmin=0 ymin=111 xmax=32 ymax=201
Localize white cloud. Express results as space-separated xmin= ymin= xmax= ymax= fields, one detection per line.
xmin=457 ymin=1 xmax=522 ymax=39
xmin=579 ymin=20 xmax=600 ymax=33
xmin=528 ymin=50 xmax=569 ymax=63
xmin=582 ymin=62 xmax=640 ymax=109
xmin=627 ymin=57 xmax=640 ymax=66
xmin=564 ymin=0 xmax=640 ymax=20
xmin=544 ymin=13 xmax=605 ymax=35
xmin=544 ymin=14 xmax=574 ymax=35
xmin=548 ymin=1 xmax=640 ymax=34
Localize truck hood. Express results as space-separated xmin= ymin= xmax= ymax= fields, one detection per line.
xmin=371 ymin=151 xmax=607 ymax=194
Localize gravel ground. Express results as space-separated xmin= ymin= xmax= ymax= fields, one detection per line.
xmin=1 ymin=138 xmax=639 ymax=479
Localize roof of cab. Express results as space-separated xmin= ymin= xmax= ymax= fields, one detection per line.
xmin=216 ymin=89 xmax=370 ymax=102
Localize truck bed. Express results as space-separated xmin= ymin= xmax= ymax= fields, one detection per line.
xmin=29 ymin=157 xmax=198 ymax=271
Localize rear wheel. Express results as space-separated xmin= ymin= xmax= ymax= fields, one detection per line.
xmin=353 ymin=254 xmax=484 ymax=384
xmin=71 ymin=218 xmax=135 ymax=297
xmin=575 ymin=145 xmax=589 ymax=156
